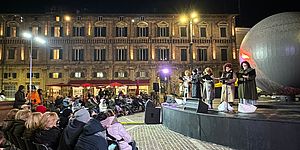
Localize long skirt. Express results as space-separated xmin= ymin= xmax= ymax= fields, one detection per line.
xmin=221 ymin=84 xmax=235 ymax=103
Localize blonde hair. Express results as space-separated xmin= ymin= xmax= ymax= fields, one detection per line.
xmin=204 ymin=67 xmax=213 ymax=75
xmin=15 ymin=110 xmax=31 ymax=121
xmin=6 ymin=109 xmax=19 ymax=120
xmin=40 ymin=112 xmax=59 ymax=129
xmin=21 ymin=105 xmax=31 ymax=110
xmin=184 ymin=70 xmax=191 ymax=76
xmin=25 ymin=112 xmax=42 ymax=130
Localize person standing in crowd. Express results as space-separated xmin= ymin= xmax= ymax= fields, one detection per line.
xmin=218 ymin=63 xmax=237 ymax=112
xmin=13 ymin=85 xmax=26 ymax=108
xmin=0 ymin=90 xmax=5 ymax=101
xmin=182 ymin=70 xmax=191 ymax=98
xmin=37 ymin=89 xmax=43 ymax=105
xmin=191 ymin=69 xmax=201 ymax=98
xmin=202 ymin=67 xmax=215 ymax=109
xmin=27 ymin=85 xmax=41 ymax=106
xmin=237 ymin=61 xmax=258 ymax=112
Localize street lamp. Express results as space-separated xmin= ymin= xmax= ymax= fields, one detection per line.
xmin=180 ymin=11 xmax=199 ymax=70
xmin=22 ymin=32 xmax=46 ymax=105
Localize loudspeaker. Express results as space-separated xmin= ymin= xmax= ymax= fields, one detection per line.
xmin=153 ymin=83 xmax=159 ymax=92
xmin=184 ymin=98 xmax=208 ymax=113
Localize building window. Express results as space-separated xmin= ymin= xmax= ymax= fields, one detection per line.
xmin=180 ymin=27 xmax=187 ymax=37
xmin=221 ymin=49 xmax=227 ymax=61
xmin=73 ymin=27 xmax=85 ymax=36
xmin=198 ymin=49 xmax=207 ymax=61
xmin=114 ymin=71 xmax=128 ymax=78
xmin=31 ymin=26 xmax=40 ymax=36
xmin=116 ymin=27 xmax=127 ymax=37
xmin=119 ymin=16 xmax=124 ymax=21
xmin=8 ymin=48 xmax=15 ymax=59
xmin=139 ymin=71 xmax=146 ymax=78
xmin=181 ymin=49 xmax=187 ymax=61
xmin=200 ymin=27 xmax=207 ymax=37
xmin=72 ymin=49 xmax=84 ymax=61
xmin=49 ymin=73 xmax=62 ymax=79
xmin=137 ymin=48 xmax=148 ymax=61
xmin=3 ymin=73 xmax=17 ymax=79
xmin=157 ymin=27 xmax=169 ymax=37
xmin=27 ymin=73 xmax=40 ymax=78
xmin=75 ymin=72 xmax=81 ymax=78
xmin=4 ymin=84 xmax=16 ymax=99
xmin=115 ymin=48 xmax=127 ymax=61
xmin=96 ymin=72 xmax=104 ymax=78
xmin=94 ymin=49 xmax=106 ymax=61
xmin=157 ymin=48 xmax=169 ymax=61
xmin=51 ymin=26 xmax=63 ymax=37
xmin=98 ymin=16 xmax=103 ymax=21
xmin=140 ymin=16 xmax=145 ymax=21
xmin=77 ymin=16 xmax=82 ymax=20
xmin=137 ymin=27 xmax=149 ymax=37
xmin=50 ymin=49 xmax=63 ymax=60
xmin=32 ymin=49 xmax=38 ymax=59
xmin=220 ymin=27 xmax=227 ymax=37
xmin=6 ymin=26 xmax=19 ymax=37
xmin=55 ymin=16 xmax=60 ymax=22
xmin=94 ymin=27 xmax=106 ymax=37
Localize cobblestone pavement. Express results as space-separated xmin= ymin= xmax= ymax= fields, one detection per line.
xmin=118 ymin=112 xmax=233 ymax=150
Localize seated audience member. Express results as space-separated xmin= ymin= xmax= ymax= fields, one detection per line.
xmin=0 ymin=131 xmax=17 ymax=150
xmin=20 ymin=105 xmax=31 ymax=110
xmin=9 ymin=110 xmax=31 ymax=149
xmin=35 ymin=105 xmax=47 ymax=114
xmin=1 ymin=109 xmax=19 ymax=140
xmin=23 ymin=112 xmax=42 ymax=140
xmin=102 ymin=111 xmax=137 ymax=150
xmin=59 ymin=109 xmax=73 ymax=129
xmin=58 ymin=108 xmax=90 ymax=150
xmin=34 ymin=112 xmax=61 ymax=150
xmin=75 ymin=112 xmax=108 ymax=150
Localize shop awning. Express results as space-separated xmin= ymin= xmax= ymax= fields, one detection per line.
xmin=68 ymin=79 xmax=150 ymax=86
xmin=46 ymin=83 xmax=72 ymax=87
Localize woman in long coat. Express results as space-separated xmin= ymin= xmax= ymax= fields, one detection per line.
xmin=202 ymin=67 xmax=215 ymax=109
xmin=237 ymin=61 xmax=258 ymax=105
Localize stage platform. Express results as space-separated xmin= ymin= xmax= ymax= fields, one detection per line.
xmin=162 ymin=102 xmax=300 ymax=150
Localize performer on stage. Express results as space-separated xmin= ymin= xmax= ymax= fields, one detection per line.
xmin=218 ymin=63 xmax=237 ymax=112
xmin=191 ymin=69 xmax=201 ymax=98
xmin=202 ymin=67 xmax=215 ymax=109
xmin=237 ymin=61 xmax=258 ymax=113
xmin=182 ymin=70 xmax=191 ymax=98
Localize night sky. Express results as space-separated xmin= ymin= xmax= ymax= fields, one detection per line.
xmin=0 ymin=0 xmax=299 ymax=27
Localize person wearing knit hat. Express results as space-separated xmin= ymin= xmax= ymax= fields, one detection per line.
xmin=35 ymin=105 xmax=47 ymax=113
xmin=57 ymin=108 xmax=90 ymax=150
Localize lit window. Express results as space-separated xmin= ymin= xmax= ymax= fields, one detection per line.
xmin=118 ymin=72 xmax=125 ymax=77
xmin=53 ymin=73 xmax=59 ymax=79
xmin=56 ymin=16 xmax=60 ymax=22
xmin=97 ymin=72 xmax=104 ymax=78
xmin=75 ymin=72 xmax=81 ymax=78
xmin=11 ymin=27 xmax=17 ymax=37
xmin=140 ymin=71 xmax=146 ymax=78
xmin=32 ymin=27 xmax=39 ymax=35
xmin=54 ymin=27 xmax=60 ymax=37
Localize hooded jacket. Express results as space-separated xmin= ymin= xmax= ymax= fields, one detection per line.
xmin=75 ymin=118 xmax=108 ymax=150
xmin=34 ymin=127 xmax=61 ymax=150
xmin=57 ymin=118 xmax=86 ymax=150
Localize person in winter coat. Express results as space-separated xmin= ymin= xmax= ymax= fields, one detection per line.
xmin=58 ymin=108 xmax=73 ymax=129
xmin=75 ymin=112 xmax=108 ymax=150
xmin=13 ymin=85 xmax=26 ymax=108
xmin=34 ymin=112 xmax=61 ymax=150
xmin=58 ymin=108 xmax=90 ymax=150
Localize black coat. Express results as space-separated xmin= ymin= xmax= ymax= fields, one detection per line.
xmin=75 ymin=119 xmax=108 ymax=150
xmin=13 ymin=90 xmax=26 ymax=108
xmin=9 ymin=120 xmax=26 ymax=149
xmin=58 ymin=119 xmax=86 ymax=150
xmin=34 ymin=127 xmax=61 ymax=150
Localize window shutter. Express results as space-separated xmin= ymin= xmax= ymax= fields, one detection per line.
xmin=93 ymin=72 xmax=97 ymax=78
xmin=51 ymin=27 xmax=54 ymax=37
xmin=137 ymin=27 xmax=139 ymax=37
xmin=166 ymin=27 xmax=169 ymax=36
xmin=124 ymin=49 xmax=128 ymax=61
xmin=94 ymin=49 xmax=97 ymax=61
xmin=50 ymin=49 xmax=54 ymax=59
xmin=124 ymin=72 xmax=128 ymax=77
xmin=73 ymin=27 xmax=76 ymax=36
xmin=6 ymin=27 xmax=10 ymax=37
xmin=166 ymin=49 xmax=170 ymax=60
xmin=156 ymin=49 xmax=160 ymax=61
xmin=81 ymin=27 xmax=85 ymax=36
xmin=102 ymin=27 xmax=106 ymax=37
xmin=146 ymin=27 xmax=149 ymax=37
xmin=72 ymin=49 xmax=75 ymax=61
xmin=114 ymin=72 xmax=118 ymax=78
xmin=136 ymin=49 xmax=140 ymax=61
xmin=136 ymin=72 xmax=140 ymax=77
xmin=59 ymin=49 xmax=63 ymax=59
xmin=124 ymin=27 xmax=128 ymax=37
xmin=49 ymin=73 xmax=53 ymax=78
xmin=94 ymin=27 xmax=97 ymax=37
xmin=115 ymin=50 xmax=118 ymax=61
xmin=79 ymin=49 xmax=84 ymax=61
xmin=156 ymin=27 xmax=160 ymax=37
xmin=27 ymin=73 xmax=30 ymax=78
xmin=101 ymin=49 xmax=106 ymax=61
xmin=38 ymin=27 xmax=42 ymax=35
xmin=60 ymin=27 xmax=64 ymax=37
xmin=81 ymin=72 xmax=85 ymax=78
xmin=16 ymin=27 xmax=19 ymax=37
xmin=70 ymin=72 xmax=74 ymax=78
xmin=59 ymin=73 xmax=62 ymax=78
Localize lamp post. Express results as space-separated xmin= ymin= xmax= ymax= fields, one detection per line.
xmin=180 ymin=12 xmax=199 ymax=70
xmin=22 ymin=32 xmax=46 ymax=105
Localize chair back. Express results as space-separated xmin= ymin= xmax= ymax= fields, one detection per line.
xmin=21 ymin=137 xmax=37 ymax=150
xmin=32 ymin=142 xmax=49 ymax=150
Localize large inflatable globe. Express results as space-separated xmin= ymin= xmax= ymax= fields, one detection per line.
xmin=240 ymin=12 xmax=300 ymax=95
